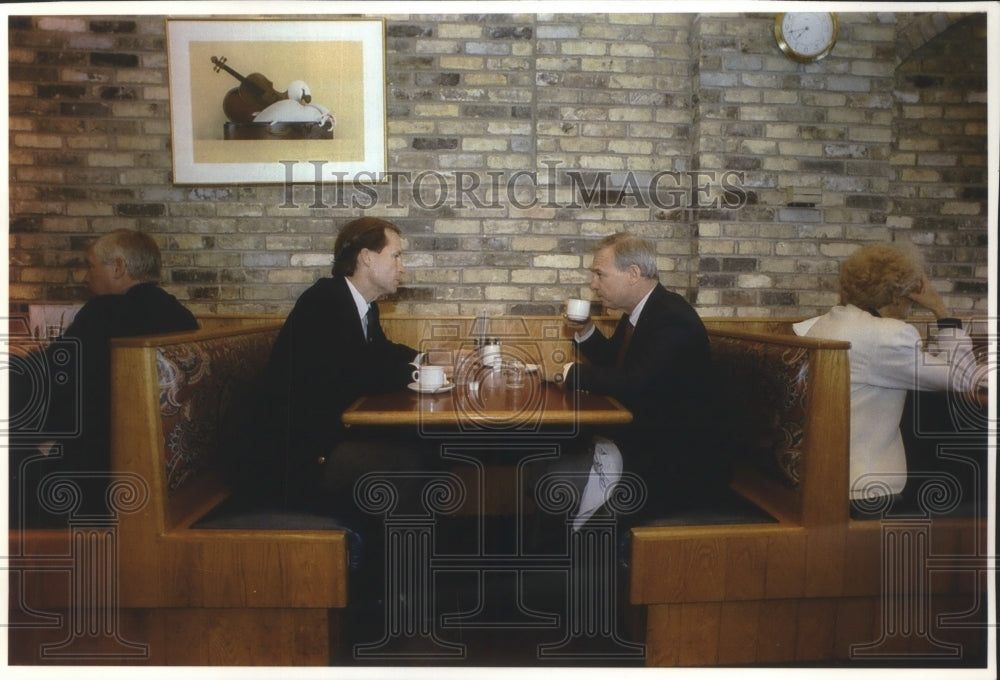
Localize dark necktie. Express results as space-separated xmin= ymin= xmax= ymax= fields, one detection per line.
xmin=364 ymin=305 xmax=376 ymax=342
xmin=616 ymin=316 xmax=634 ymax=368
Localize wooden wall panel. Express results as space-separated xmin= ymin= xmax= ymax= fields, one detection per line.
xmin=793 ymin=599 xmax=837 ymax=661
xmin=833 ymin=597 xmax=878 ymax=658
xmin=755 ymin=599 xmax=801 ymax=664
xmin=763 ymin=532 xmax=807 ymax=599
xmin=716 ymin=601 xmax=761 ymax=664
xmin=644 ymin=604 xmax=682 ymax=666
xmin=842 ymin=525 xmax=883 ymax=596
xmin=803 ymin=526 xmax=849 ymax=597
xmin=681 ymin=538 xmax=728 ymax=602
xmin=642 ymin=593 xmax=987 ymax=667
xmin=7 ymin=608 xmax=335 ymax=666
xmin=723 ymin=535 xmax=768 ymax=600
xmin=676 ymin=602 xmax=722 ymax=666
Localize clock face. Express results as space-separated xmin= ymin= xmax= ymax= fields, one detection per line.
xmin=775 ymin=13 xmax=838 ymax=62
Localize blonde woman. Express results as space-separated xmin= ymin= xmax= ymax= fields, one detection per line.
xmin=794 ymin=243 xmax=983 ymax=505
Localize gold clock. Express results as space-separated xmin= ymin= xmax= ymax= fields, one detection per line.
xmin=774 ymin=13 xmax=839 ymax=63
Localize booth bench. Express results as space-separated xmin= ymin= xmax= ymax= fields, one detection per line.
xmin=629 ymin=327 xmax=988 ymax=666
xmin=9 ymin=315 xmax=988 ymax=667
xmin=9 ymin=323 xmax=350 ymax=665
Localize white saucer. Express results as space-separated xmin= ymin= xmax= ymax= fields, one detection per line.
xmin=408 ymin=381 xmax=454 ymax=394
xmin=524 ymin=364 xmax=540 ymax=373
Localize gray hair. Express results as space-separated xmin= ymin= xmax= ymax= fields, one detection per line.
xmin=90 ymin=229 xmax=162 ymax=282
xmin=594 ymin=232 xmax=659 ymax=279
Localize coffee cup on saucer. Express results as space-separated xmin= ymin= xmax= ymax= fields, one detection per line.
xmin=412 ymin=365 xmax=445 ymax=390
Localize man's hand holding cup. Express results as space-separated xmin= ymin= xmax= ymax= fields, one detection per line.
xmin=563 ymin=297 xmax=593 ymax=333
xmin=558 ymin=298 xmax=593 ymax=386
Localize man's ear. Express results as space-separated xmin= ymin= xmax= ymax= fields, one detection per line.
xmin=110 ymin=256 xmax=128 ymax=279
xmin=626 ymin=263 xmax=642 ymax=283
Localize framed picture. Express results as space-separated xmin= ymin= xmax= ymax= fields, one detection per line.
xmin=166 ymin=18 xmax=386 ymax=184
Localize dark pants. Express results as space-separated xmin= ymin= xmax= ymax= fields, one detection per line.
xmin=315 ymin=431 xmax=446 ymax=602
xmin=320 ymin=431 xmax=444 ymax=521
xmin=529 ymin=429 xmax=730 ymax=535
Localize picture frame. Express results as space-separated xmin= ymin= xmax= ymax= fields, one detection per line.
xmin=166 ymin=18 xmax=386 ymax=184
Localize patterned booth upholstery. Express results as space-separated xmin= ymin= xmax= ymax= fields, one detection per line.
xmin=638 ymin=332 xmax=816 ymax=529
xmin=709 ymin=334 xmax=810 ymax=491
xmin=157 ymin=330 xmax=276 ymax=494
xmin=151 ymin=328 xmax=356 ymax=538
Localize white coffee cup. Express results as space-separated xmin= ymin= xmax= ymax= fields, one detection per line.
xmin=412 ymin=365 xmax=445 ymax=390
xmin=565 ymin=298 xmax=591 ymax=321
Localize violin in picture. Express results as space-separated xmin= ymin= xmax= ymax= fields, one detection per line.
xmin=211 ymin=56 xmax=286 ymax=125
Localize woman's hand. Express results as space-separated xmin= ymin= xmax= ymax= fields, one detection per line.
xmin=905 ymin=274 xmax=950 ymax=319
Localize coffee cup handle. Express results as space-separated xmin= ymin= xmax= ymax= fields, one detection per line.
xmin=412 ymin=370 xmax=421 ymax=382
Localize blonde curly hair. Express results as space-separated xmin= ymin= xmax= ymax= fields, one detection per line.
xmin=839 ymin=243 xmax=924 ymax=311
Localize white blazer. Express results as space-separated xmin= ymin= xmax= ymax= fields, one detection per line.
xmin=795 ymin=305 xmax=980 ymax=500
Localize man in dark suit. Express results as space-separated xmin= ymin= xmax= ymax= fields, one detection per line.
xmin=558 ymin=232 xmax=721 ymax=521
xmin=251 ymin=217 xmax=435 ymax=522
xmin=10 ymin=229 xmax=199 ymax=526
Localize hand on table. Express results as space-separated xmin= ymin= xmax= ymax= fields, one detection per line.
xmin=545 ymin=362 xmax=572 ymax=386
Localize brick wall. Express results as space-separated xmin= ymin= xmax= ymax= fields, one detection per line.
xmin=892 ymin=16 xmax=989 ymax=311
xmin=7 ymin=11 xmax=990 ymax=317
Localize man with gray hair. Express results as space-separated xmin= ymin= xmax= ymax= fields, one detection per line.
xmin=10 ymin=229 xmax=198 ymax=526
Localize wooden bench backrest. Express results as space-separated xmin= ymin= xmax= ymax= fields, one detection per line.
xmin=195 ymin=313 xmax=285 ymax=330
xmin=111 ymin=323 xmax=283 ymax=532
xmin=155 ymin=315 xmax=849 ymax=529
xmin=708 ymin=328 xmax=851 ymax=526
xmin=380 ymin=314 xmax=803 ymax=347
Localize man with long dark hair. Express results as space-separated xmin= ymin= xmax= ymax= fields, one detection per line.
xmin=251 ymin=217 xmax=434 ymax=520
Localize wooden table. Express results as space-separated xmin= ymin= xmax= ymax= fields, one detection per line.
xmin=339 ymin=369 xmax=642 ymax=660
xmin=342 ymin=371 xmax=633 ymax=430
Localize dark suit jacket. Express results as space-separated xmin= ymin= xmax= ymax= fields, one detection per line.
xmin=251 ymin=276 xmax=417 ymax=506
xmin=10 ymin=282 xmax=198 ymax=525
xmin=566 ymin=283 xmax=720 ymax=509
xmin=43 ymin=282 xmax=199 ymax=471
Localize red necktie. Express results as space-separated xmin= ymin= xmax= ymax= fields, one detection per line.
xmin=616 ymin=318 xmax=634 ymax=368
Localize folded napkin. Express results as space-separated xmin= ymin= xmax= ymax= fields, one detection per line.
xmin=573 ymin=436 xmax=623 ymax=531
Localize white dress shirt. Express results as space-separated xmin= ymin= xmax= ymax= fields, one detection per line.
xmin=344 ymin=278 xmax=370 ymax=339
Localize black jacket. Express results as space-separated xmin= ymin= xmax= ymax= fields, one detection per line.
xmin=9 ymin=282 xmax=197 ymax=526
xmin=566 ymin=283 xmax=721 ymax=508
xmin=43 ymin=282 xmax=199 ymax=470
xmin=252 ymin=276 xmax=417 ymax=505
